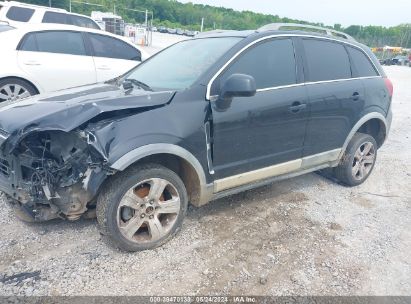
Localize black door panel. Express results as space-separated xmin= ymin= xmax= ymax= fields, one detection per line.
xmin=303 ymin=80 xmax=365 ymax=156
xmin=212 ymin=86 xmax=309 ymax=178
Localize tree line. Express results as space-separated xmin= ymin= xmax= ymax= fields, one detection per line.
xmin=19 ymin=0 xmax=411 ymax=48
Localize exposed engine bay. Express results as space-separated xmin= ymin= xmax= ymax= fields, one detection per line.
xmin=2 ymin=130 xmax=108 ymax=222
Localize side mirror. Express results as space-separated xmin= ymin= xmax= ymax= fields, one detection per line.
xmin=220 ymin=74 xmax=257 ymax=100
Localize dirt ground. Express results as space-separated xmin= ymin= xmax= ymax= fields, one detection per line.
xmin=0 ymin=65 xmax=410 ymax=296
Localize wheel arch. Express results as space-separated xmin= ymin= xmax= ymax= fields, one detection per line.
xmin=110 ymin=144 xmax=213 ymax=207
xmin=339 ymin=112 xmax=388 ymax=160
xmin=0 ymin=76 xmax=41 ymax=95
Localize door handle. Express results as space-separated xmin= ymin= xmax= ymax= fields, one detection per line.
xmin=97 ymin=65 xmax=111 ymax=70
xmin=351 ymin=92 xmax=360 ymax=101
xmin=289 ymin=101 xmax=307 ymax=113
xmin=24 ymin=61 xmax=41 ymax=66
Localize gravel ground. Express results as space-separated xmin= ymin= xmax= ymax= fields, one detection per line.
xmin=0 ymin=66 xmax=410 ymax=296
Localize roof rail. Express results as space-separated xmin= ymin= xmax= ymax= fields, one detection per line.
xmin=258 ymin=23 xmax=356 ymax=42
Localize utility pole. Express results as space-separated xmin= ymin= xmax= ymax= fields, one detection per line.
xmin=69 ymin=0 xmax=71 ymax=12
xmin=49 ymin=0 xmax=51 ymax=7
xmin=145 ymin=9 xmax=148 ymax=27
xmin=200 ymin=17 xmax=204 ymax=32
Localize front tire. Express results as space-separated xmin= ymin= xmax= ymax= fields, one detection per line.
xmin=0 ymin=78 xmax=37 ymax=103
xmin=334 ymin=133 xmax=378 ymax=186
xmin=96 ymin=163 xmax=188 ymax=252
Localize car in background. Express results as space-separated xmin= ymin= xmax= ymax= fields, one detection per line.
xmin=176 ymin=28 xmax=184 ymax=35
xmin=167 ymin=28 xmax=177 ymax=34
xmin=391 ymin=55 xmax=409 ymax=66
xmin=0 ymin=0 xmax=100 ymax=29
xmin=0 ymin=23 xmax=147 ymax=102
xmin=158 ymin=26 xmax=167 ymax=33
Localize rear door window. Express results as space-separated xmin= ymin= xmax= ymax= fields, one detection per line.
xmin=347 ymin=46 xmax=379 ymax=77
xmin=6 ymin=6 xmax=34 ymax=22
xmin=34 ymin=31 xmax=87 ymax=56
xmin=68 ymin=15 xmax=100 ymax=29
xmin=221 ymin=38 xmax=297 ymax=90
xmin=42 ymin=12 xmax=68 ymax=24
xmin=302 ymin=39 xmax=351 ymax=82
xmin=88 ymin=33 xmax=141 ymax=61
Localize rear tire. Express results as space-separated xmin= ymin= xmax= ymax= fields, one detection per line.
xmin=96 ymin=163 xmax=188 ymax=252
xmin=0 ymin=78 xmax=37 ymax=103
xmin=334 ymin=133 xmax=378 ymax=187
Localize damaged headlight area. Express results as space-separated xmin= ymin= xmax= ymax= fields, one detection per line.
xmin=0 ymin=130 xmax=109 ymax=222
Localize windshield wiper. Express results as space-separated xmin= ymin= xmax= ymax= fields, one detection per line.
xmin=124 ymin=78 xmax=153 ymax=92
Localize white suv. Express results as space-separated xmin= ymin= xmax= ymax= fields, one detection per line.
xmin=0 ymin=1 xmax=100 ymax=29
xmin=0 ymin=23 xmax=147 ymax=102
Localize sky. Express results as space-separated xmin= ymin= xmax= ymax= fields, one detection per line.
xmin=179 ymin=0 xmax=411 ymax=27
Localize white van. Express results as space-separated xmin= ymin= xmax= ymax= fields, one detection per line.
xmin=0 ymin=1 xmax=101 ymax=29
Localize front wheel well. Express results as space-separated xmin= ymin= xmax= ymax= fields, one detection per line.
xmin=125 ymin=153 xmax=202 ymax=206
xmin=357 ymin=118 xmax=386 ymax=148
xmin=0 ymin=76 xmax=40 ymax=94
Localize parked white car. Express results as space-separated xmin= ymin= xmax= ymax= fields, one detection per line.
xmin=0 ymin=1 xmax=101 ymax=29
xmin=0 ymin=23 xmax=148 ymax=102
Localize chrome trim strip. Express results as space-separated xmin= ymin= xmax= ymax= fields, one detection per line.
xmin=204 ymin=122 xmax=215 ymax=175
xmin=301 ymin=148 xmax=341 ymax=168
xmin=206 ymin=34 xmax=381 ymax=100
xmin=213 ymin=148 xmax=342 ymax=193
xmin=214 ymin=159 xmax=302 ymax=192
xmin=255 ymin=76 xmax=381 ymax=93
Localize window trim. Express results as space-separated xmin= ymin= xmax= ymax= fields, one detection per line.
xmin=206 ymin=34 xmax=381 ymax=101
xmin=213 ymin=37 xmax=298 ymax=93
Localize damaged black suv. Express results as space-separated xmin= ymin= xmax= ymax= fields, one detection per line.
xmin=0 ymin=24 xmax=393 ymax=251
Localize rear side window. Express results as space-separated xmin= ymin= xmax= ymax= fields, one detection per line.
xmin=88 ymin=33 xmax=141 ymax=61
xmin=6 ymin=6 xmax=34 ymax=22
xmin=33 ymin=31 xmax=86 ymax=56
xmin=42 ymin=12 xmax=68 ymax=24
xmin=68 ymin=15 xmax=100 ymax=29
xmin=347 ymin=46 xmax=379 ymax=77
xmin=303 ymin=39 xmax=351 ymax=82
xmin=221 ymin=38 xmax=297 ymax=89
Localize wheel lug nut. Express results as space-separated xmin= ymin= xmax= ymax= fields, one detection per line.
xmin=149 ymin=215 xmax=154 ymax=219
xmin=141 ymin=214 xmax=145 ymax=218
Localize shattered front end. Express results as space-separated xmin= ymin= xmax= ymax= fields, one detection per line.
xmin=0 ymin=130 xmax=108 ymax=222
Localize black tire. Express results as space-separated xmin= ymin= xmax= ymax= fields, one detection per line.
xmin=96 ymin=163 xmax=188 ymax=252
xmin=0 ymin=78 xmax=38 ymax=103
xmin=334 ymin=133 xmax=378 ymax=187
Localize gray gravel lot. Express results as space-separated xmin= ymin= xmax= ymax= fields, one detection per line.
xmin=0 ymin=65 xmax=410 ymax=296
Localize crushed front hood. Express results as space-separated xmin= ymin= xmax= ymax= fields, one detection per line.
xmin=0 ymin=83 xmax=175 ymax=150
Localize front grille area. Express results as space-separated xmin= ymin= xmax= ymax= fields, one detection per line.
xmin=0 ymin=158 xmax=10 ymax=177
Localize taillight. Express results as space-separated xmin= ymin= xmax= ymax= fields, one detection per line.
xmin=384 ymin=77 xmax=393 ymax=98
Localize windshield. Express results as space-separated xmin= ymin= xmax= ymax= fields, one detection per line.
xmin=125 ymin=37 xmax=242 ymax=90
